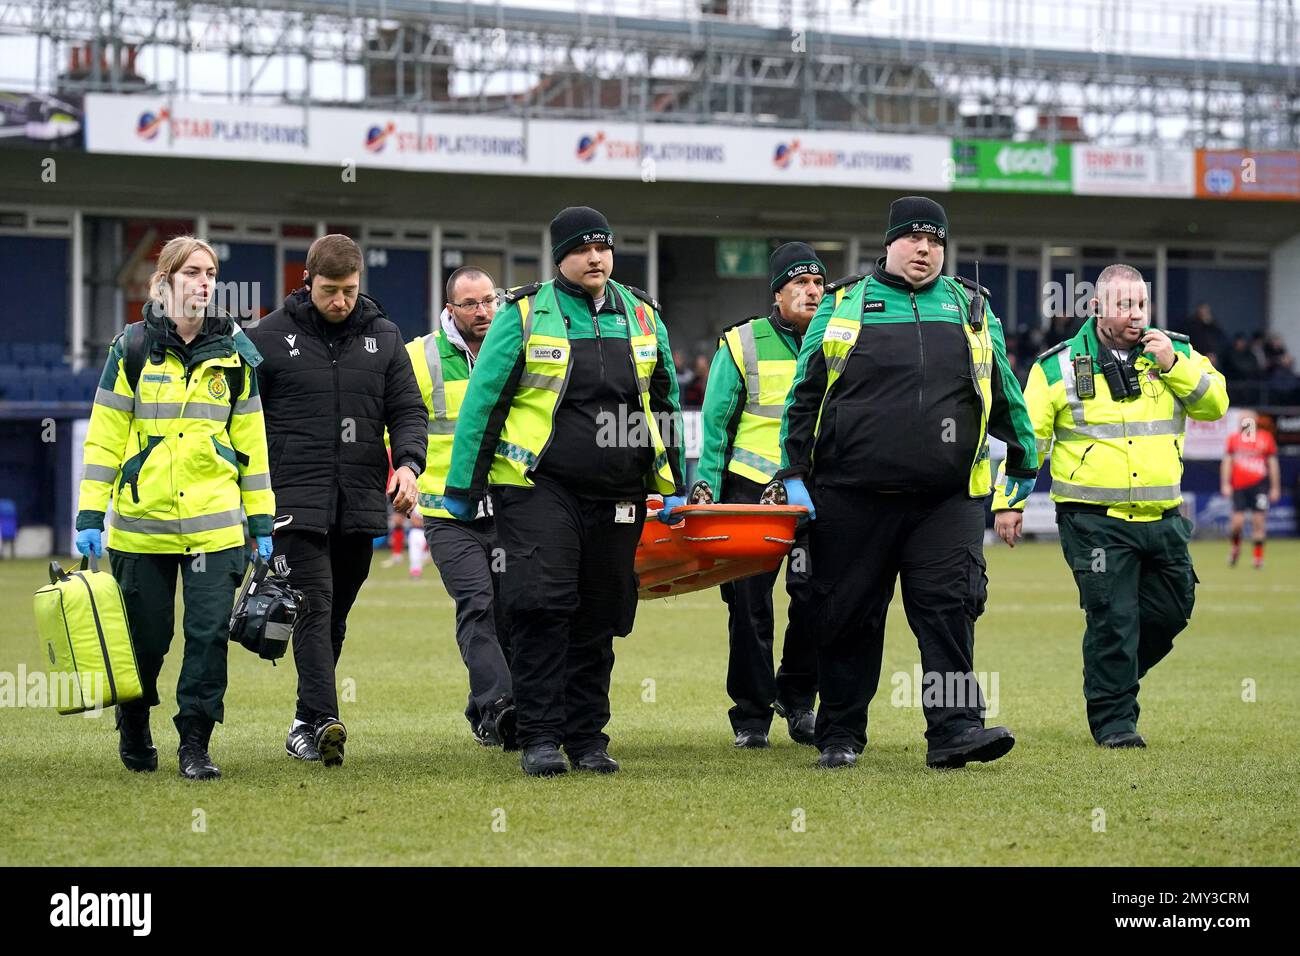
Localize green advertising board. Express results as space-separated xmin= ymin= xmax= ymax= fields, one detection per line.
xmin=716 ymin=238 xmax=768 ymax=278
xmin=953 ymin=140 xmax=1072 ymax=193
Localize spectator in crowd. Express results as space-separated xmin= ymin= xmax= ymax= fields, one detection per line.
xmin=1187 ymin=303 xmax=1225 ymax=363
xmin=683 ymin=354 xmax=710 ymax=407
xmin=1222 ymin=334 xmax=1262 ymax=405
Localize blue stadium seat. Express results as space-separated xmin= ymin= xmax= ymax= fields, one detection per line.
xmin=2 ymin=378 xmax=35 ymax=402
xmin=0 ymin=499 xmax=16 ymax=541
xmin=57 ymin=370 xmax=93 ymax=402
xmin=36 ymin=343 xmax=66 ymax=367
xmin=11 ymin=343 xmax=38 ymax=367
xmin=31 ymin=375 xmax=61 ymax=403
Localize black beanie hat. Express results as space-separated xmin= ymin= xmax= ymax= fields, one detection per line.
xmin=885 ymin=196 xmax=948 ymax=246
xmin=550 ymin=206 xmax=614 ymax=264
xmin=769 ymin=241 xmax=826 ymax=293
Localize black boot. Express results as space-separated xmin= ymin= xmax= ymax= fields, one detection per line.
xmin=177 ymin=716 xmax=221 ymax=781
xmin=115 ymin=702 xmax=157 ymax=772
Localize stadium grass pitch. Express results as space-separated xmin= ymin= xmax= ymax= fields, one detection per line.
xmin=2 ymin=539 xmax=1296 ymax=866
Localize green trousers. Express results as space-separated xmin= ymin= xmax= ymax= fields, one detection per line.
xmin=1057 ymin=510 xmax=1198 ymax=741
xmin=108 ymin=547 xmax=246 ymax=731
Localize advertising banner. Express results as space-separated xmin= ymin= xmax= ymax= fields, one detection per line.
xmin=85 ymin=95 xmax=952 ymax=189
xmin=1072 ymin=145 xmax=1194 ymax=197
xmin=952 ymin=140 xmax=1072 ymax=193
xmin=1196 ymin=149 xmax=1300 ymax=200
xmin=85 ymin=93 xmax=310 ymax=163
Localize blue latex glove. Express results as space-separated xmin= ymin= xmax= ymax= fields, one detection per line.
xmin=75 ymin=528 xmax=103 ymax=559
xmin=443 ymin=494 xmax=476 ymax=522
xmin=256 ymin=535 xmax=274 ymax=561
xmin=1003 ymin=475 xmax=1036 ymax=507
xmin=784 ymin=478 xmax=816 ymax=520
xmin=658 ymin=494 xmax=687 ymax=525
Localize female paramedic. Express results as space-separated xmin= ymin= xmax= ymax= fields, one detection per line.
xmin=75 ymin=235 xmax=275 ymax=780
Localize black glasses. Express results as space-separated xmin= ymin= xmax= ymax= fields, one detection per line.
xmin=451 ymin=295 xmax=499 ymax=311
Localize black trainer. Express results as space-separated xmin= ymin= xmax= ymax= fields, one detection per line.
xmin=474 ymin=697 xmax=519 ymax=751
xmin=286 ymin=723 xmax=321 ymax=761
xmin=471 ymin=715 xmax=502 ymax=747
xmin=314 ymin=717 xmax=347 ymax=767
xmin=115 ymin=703 xmax=157 ymax=772
xmin=734 ymin=728 xmax=771 ymax=749
xmin=571 ymin=750 xmax=619 ymax=773
xmin=177 ymin=717 xmax=220 ymax=781
xmin=1099 ymin=731 xmax=1147 ymax=749
xmin=493 ymin=702 xmax=519 ymax=752
xmin=817 ymin=745 xmax=857 ymax=769
xmin=521 ymin=743 xmax=568 ymax=777
xmin=926 ymin=725 xmax=1016 ymax=769
xmin=775 ymin=703 xmax=816 ymax=746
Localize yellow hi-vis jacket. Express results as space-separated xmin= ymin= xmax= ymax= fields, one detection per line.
xmin=76 ymin=310 xmax=275 ymax=553
xmin=991 ymin=317 xmax=1229 ymax=520
xmin=405 ymin=329 xmax=473 ymax=520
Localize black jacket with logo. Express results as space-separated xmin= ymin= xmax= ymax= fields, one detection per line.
xmin=247 ymin=289 xmax=427 ymax=536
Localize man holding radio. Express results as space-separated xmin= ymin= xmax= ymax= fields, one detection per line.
xmin=993 ymin=263 xmax=1228 ymax=748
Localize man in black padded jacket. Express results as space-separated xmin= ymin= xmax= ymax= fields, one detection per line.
xmin=247 ymin=234 xmax=427 ymax=767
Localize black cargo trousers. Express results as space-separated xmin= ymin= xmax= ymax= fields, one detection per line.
xmin=807 ymin=485 xmax=991 ymax=753
xmin=493 ymin=476 xmax=644 ymax=759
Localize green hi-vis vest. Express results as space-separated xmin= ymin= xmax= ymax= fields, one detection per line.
xmin=722 ymin=317 xmax=798 ymax=483
xmin=79 ymin=328 xmax=274 ymax=555
xmin=819 ymin=275 xmax=997 ymax=498
xmin=407 ymin=331 xmax=471 ymax=519
xmin=489 ymin=279 xmax=677 ymax=495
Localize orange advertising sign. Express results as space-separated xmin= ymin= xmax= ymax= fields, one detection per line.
xmin=1195 ymin=149 xmax=1300 ymax=200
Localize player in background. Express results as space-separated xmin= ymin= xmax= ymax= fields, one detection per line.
xmin=1221 ymin=409 xmax=1280 ymax=569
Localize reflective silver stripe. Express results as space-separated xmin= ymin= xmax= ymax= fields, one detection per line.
xmin=95 ymin=388 xmax=134 ymax=412
xmin=737 ymin=323 xmax=762 ymax=407
xmin=518 ymin=372 xmax=563 ymax=393
xmin=745 ymin=404 xmax=783 ymax=419
xmin=132 ymin=401 xmax=229 ymax=421
xmin=1052 ymin=480 xmax=1181 ymax=503
xmin=240 ymin=473 xmax=272 ymax=491
xmin=825 ymin=354 xmax=848 ymax=375
xmin=729 ymin=447 xmax=781 ymax=477
xmin=428 ymin=419 xmax=458 ymax=435
xmin=973 ymin=361 xmax=992 ymax=378
xmin=109 ymin=507 xmax=245 ymax=536
xmin=1126 ymin=419 xmax=1183 ymax=437
xmin=83 ymin=463 xmax=118 ymax=483
xmin=233 ymin=394 xmax=262 ymax=415
xmin=1183 ymin=372 xmax=1212 ymax=404
xmin=1036 ymin=437 xmax=1052 ymax=457
xmin=1058 ymin=351 xmax=1086 ymax=424
xmin=637 ymin=375 xmax=652 ymax=392
xmin=1055 ymin=418 xmax=1183 ymax=442
xmin=424 ymin=335 xmax=447 ymax=421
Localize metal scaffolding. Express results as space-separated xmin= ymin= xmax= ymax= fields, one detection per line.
xmin=0 ymin=0 xmax=1297 ymax=147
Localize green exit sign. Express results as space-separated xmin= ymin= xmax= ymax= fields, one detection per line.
xmin=716 ymin=239 xmax=768 ymax=278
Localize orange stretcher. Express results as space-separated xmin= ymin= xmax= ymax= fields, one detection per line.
xmin=636 ymin=503 xmax=808 ymax=599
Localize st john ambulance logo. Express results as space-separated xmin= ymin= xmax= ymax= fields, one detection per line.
xmin=364 ymin=336 xmax=378 ymax=353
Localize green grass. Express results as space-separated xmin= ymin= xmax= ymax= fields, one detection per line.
xmin=1 ymin=539 xmax=1297 ymax=866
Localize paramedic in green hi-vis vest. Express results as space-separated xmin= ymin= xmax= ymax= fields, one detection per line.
xmin=683 ymin=242 xmax=824 ymax=750
xmin=75 ymin=235 xmax=275 ymax=781
xmin=408 ymin=266 xmax=516 ymax=751
xmin=992 ymin=264 xmax=1228 ymax=749
xmin=777 ymin=196 xmax=1040 ymax=770
xmin=443 ymin=207 xmax=687 ymax=777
